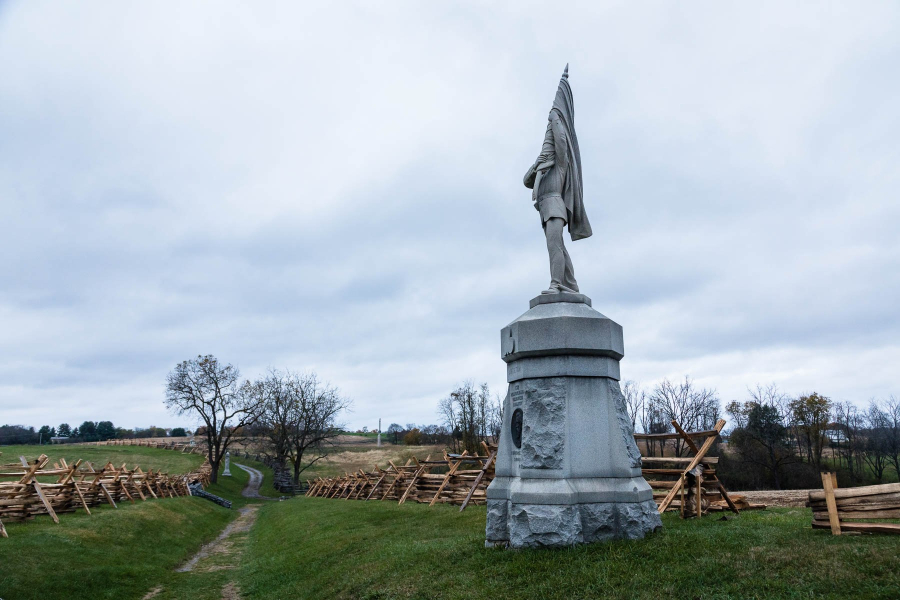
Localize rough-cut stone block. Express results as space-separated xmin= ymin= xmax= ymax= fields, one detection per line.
xmin=509 ymin=504 xmax=582 ymax=548
xmin=616 ymin=499 xmax=663 ymax=539
xmin=485 ymin=499 xmax=509 ymax=544
xmin=521 ymin=378 xmax=566 ymax=469
xmin=579 ymin=500 xmax=662 ymax=543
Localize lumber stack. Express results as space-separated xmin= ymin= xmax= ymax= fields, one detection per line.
xmin=808 ymin=474 xmax=900 ymax=535
xmin=0 ymin=454 xmax=212 ymax=539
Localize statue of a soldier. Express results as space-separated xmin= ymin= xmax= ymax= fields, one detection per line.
xmin=524 ymin=65 xmax=592 ymax=294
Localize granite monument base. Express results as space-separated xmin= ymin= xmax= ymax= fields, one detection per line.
xmin=485 ymin=293 xmax=662 ymax=549
xmin=486 ymin=498 xmax=661 ymax=548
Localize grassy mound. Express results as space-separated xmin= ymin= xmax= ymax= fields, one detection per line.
xmin=239 ymin=498 xmax=900 ymax=600
xmin=0 ymin=497 xmax=232 ymax=600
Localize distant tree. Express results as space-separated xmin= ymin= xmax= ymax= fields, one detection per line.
xmin=115 ymin=427 xmax=135 ymax=439
xmin=439 ymin=381 xmax=499 ymax=454
xmin=38 ymin=425 xmax=53 ymax=443
xmin=71 ymin=427 xmax=80 ymax=438
xmin=253 ymin=369 xmax=351 ymax=484
xmin=0 ymin=425 xmax=39 ymax=445
xmin=622 ymin=381 xmax=647 ymax=431
xmin=862 ymin=401 xmax=891 ymax=483
xmin=884 ymin=396 xmax=900 ymax=479
xmin=789 ymin=392 xmax=831 ymax=468
xmin=404 ymin=428 xmax=423 ymax=445
xmin=729 ymin=399 xmax=796 ymax=490
xmin=648 ymin=377 xmax=720 ymax=456
xmin=387 ymin=423 xmax=403 ymax=445
xmin=170 ymin=427 xmax=188 ymax=437
xmin=96 ymin=421 xmax=116 ymax=441
xmin=57 ymin=423 xmax=71 ymax=437
xmin=165 ymin=355 xmax=265 ymax=484
xmin=78 ymin=421 xmax=98 ymax=442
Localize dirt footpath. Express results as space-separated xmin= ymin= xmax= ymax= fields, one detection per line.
xmin=234 ymin=463 xmax=270 ymax=499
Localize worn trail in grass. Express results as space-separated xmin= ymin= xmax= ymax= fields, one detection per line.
xmin=142 ymin=460 xmax=276 ymax=600
xmin=0 ymin=498 xmax=232 ymax=600
xmin=0 ymin=452 xmax=279 ymax=600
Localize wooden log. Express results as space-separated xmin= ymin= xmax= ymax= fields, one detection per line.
xmin=821 ymin=472 xmax=841 ymax=536
xmin=812 ymin=520 xmax=900 ymax=534
xmin=808 ymin=482 xmax=900 ymax=502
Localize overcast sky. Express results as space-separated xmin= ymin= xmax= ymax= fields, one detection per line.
xmin=2 ymin=2 xmax=899 ymax=432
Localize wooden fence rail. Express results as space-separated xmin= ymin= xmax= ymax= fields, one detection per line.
xmin=305 ymin=421 xmax=765 ymax=518
xmin=808 ymin=474 xmax=900 ymax=535
xmin=92 ymin=439 xmax=202 ymax=454
xmin=0 ymin=454 xmax=212 ymax=539
xmin=306 ymin=442 xmax=497 ymax=511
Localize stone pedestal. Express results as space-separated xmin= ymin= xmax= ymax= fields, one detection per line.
xmin=485 ymin=293 xmax=661 ymax=548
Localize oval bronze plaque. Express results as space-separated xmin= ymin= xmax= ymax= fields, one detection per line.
xmin=511 ymin=408 xmax=523 ymax=449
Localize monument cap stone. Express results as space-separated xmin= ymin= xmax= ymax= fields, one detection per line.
xmin=502 ymin=294 xmax=624 ymax=383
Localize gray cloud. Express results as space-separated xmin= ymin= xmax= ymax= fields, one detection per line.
xmin=1 ymin=2 xmax=899 ymax=430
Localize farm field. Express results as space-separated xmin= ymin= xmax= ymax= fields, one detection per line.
xmin=298 ymin=440 xmax=447 ymax=480
xmin=0 ymin=443 xmax=205 ymax=475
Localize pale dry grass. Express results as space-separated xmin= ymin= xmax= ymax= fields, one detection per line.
xmin=304 ymin=444 xmax=447 ymax=479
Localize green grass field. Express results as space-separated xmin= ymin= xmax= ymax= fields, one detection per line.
xmin=0 ymin=448 xmax=280 ymax=600
xmin=0 ymin=444 xmax=204 ymax=475
xmin=237 ymin=500 xmax=900 ymax=600
xmin=0 ymin=496 xmax=232 ymax=600
xmin=3 ymin=445 xmax=899 ymax=600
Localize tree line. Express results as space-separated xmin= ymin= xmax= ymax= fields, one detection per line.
xmin=724 ymin=386 xmax=900 ymax=490
xmin=623 ymin=376 xmax=900 ymax=490
xmin=0 ymin=422 xmax=190 ymax=445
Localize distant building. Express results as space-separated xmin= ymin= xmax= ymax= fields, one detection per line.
xmin=825 ymin=428 xmax=848 ymax=444
xmin=49 ymin=436 xmax=70 ymax=444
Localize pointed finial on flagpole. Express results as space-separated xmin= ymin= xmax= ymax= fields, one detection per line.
xmin=562 ymin=63 xmax=569 ymax=79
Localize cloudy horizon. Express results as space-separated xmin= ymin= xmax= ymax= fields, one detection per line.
xmin=2 ymin=2 xmax=899 ymax=433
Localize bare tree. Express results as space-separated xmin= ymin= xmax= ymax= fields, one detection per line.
xmin=254 ymin=370 xmax=350 ymax=485
xmin=885 ymin=396 xmax=900 ymax=479
xmin=648 ymin=377 xmax=720 ymax=456
xmin=621 ymin=380 xmax=646 ymax=431
xmin=165 ymin=355 xmax=264 ymax=483
xmin=833 ymin=401 xmax=865 ymax=482
xmin=862 ymin=400 xmax=891 ymax=483
xmin=438 ymin=381 xmax=499 ymax=454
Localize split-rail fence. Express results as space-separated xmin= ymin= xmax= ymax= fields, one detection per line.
xmin=0 ymin=453 xmax=212 ymax=539
xmin=306 ymin=421 xmax=765 ymax=517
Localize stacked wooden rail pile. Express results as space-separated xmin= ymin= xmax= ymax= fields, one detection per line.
xmin=306 ymin=443 xmax=497 ymax=511
xmin=635 ymin=419 xmax=764 ymax=517
xmin=808 ymin=473 xmax=900 ymax=535
xmin=0 ymin=454 xmax=212 ymax=538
